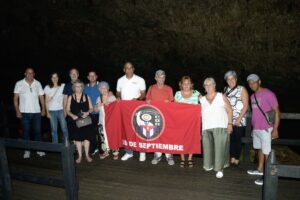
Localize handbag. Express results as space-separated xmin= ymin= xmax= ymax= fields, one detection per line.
xmin=76 ymin=116 xmax=92 ymax=128
xmin=254 ymin=94 xmax=275 ymax=125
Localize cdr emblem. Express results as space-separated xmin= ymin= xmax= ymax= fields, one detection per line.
xmin=132 ymin=105 xmax=165 ymax=141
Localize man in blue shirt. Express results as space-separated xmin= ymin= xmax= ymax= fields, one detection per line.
xmin=84 ymin=70 xmax=101 ymax=156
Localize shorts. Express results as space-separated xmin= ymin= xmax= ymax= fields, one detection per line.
xmin=253 ymin=128 xmax=273 ymax=155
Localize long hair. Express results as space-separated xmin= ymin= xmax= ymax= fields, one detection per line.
xmin=49 ymin=72 xmax=62 ymax=88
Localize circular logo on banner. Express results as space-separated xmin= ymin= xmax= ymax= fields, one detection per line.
xmin=132 ymin=105 xmax=165 ymax=141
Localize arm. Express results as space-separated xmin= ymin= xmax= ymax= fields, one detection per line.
xmin=138 ymin=90 xmax=146 ymax=101
xmin=45 ymin=95 xmax=51 ymax=118
xmin=235 ymin=87 xmax=249 ymax=126
xmin=13 ymin=93 xmax=22 ymax=118
xmin=271 ymin=106 xmax=280 ymax=139
xmin=66 ymin=96 xmax=78 ymax=120
xmin=116 ymin=91 xmax=121 ymax=100
xmin=39 ymin=95 xmax=46 ymax=117
xmin=223 ymin=94 xmax=233 ymax=134
xmin=63 ymin=95 xmax=68 ymax=117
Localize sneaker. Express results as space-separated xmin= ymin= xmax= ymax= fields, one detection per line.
xmin=203 ymin=167 xmax=213 ymax=171
xmin=36 ymin=151 xmax=46 ymax=157
xmin=121 ymin=153 xmax=133 ymax=161
xmin=139 ymin=152 xmax=146 ymax=162
xmin=247 ymin=169 xmax=263 ymax=176
xmin=23 ymin=151 xmax=30 ymax=159
xmin=254 ymin=177 xmax=264 ymax=186
xmin=216 ymin=171 xmax=224 ymax=178
xmin=167 ymin=158 xmax=175 ymax=166
xmin=151 ymin=156 xmax=162 ymax=165
xmin=91 ymin=149 xmax=99 ymax=156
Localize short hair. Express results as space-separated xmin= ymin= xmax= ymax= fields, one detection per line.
xmin=123 ymin=62 xmax=134 ymax=69
xmin=179 ymin=76 xmax=194 ymax=90
xmin=155 ymin=70 xmax=166 ymax=78
xmin=98 ymin=81 xmax=110 ymax=90
xmin=72 ymin=79 xmax=84 ymax=91
xmin=224 ymin=70 xmax=237 ymax=80
xmin=203 ymin=77 xmax=216 ymax=88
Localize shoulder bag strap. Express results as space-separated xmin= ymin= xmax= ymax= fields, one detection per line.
xmin=254 ymin=93 xmax=271 ymax=125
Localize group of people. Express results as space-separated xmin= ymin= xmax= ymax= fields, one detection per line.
xmin=13 ymin=62 xmax=280 ymax=186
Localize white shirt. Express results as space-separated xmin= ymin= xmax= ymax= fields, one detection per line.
xmin=116 ymin=74 xmax=146 ymax=100
xmin=44 ymin=84 xmax=65 ymax=111
xmin=200 ymin=93 xmax=228 ymax=131
xmin=14 ymin=78 xmax=44 ymax=113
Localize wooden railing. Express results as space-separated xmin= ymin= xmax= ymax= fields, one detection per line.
xmin=0 ymin=139 xmax=78 ymax=200
xmin=242 ymin=113 xmax=300 ymax=200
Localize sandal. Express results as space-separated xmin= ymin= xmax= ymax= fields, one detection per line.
xmin=179 ymin=160 xmax=185 ymax=168
xmin=113 ymin=154 xmax=119 ymax=160
xmin=99 ymin=152 xmax=109 ymax=160
xmin=188 ymin=160 xmax=194 ymax=168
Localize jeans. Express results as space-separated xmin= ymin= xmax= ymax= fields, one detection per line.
xmin=21 ymin=113 xmax=42 ymax=141
xmin=49 ymin=110 xmax=69 ymax=144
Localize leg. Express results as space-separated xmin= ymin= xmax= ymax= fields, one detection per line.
xmin=21 ymin=113 xmax=31 ymax=140
xmin=213 ymin=128 xmax=228 ymax=172
xmin=58 ymin=110 xmax=69 ymax=144
xmin=49 ymin=111 xmax=58 ymax=144
xmin=32 ymin=113 xmax=42 ymax=141
xmin=75 ymin=141 xmax=82 ymax=163
xmin=234 ymin=126 xmax=246 ymax=164
xmin=180 ymin=154 xmax=185 ymax=168
xmin=202 ymin=129 xmax=214 ymax=170
xmin=89 ymin=114 xmax=99 ymax=155
xmin=188 ymin=154 xmax=193 ymax=168
xmin=84 ymin=140 xmax=92 ymax=162
xmin=230 ymin=126 xmax=237 ymax=163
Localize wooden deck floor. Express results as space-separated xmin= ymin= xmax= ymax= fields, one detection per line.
xmin=2 ymin=149 xmax=300 ymax=200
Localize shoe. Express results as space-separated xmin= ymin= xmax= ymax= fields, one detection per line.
xmin=254 ymin=177 xmax=264 ymax=185
xmin=139 ymin=152 xmax=146 ymax=162
xmin=224 ymin=163 xmax=230 ymax=168
xmin=151 ymin=156 xmax=162 ymax=165
xmin=99 ymin=152 xmax=109 ymax=160
xmin=167 ymin=158 xmax=175 ymax=166
xmin=187 ymin=160 xmax=194 ymax=168
xmin=247 ymin=169 xmax=263 ymax=176
xmin=91 ymin=149 xmax=99 ymax=156
xmin=76 ymin=157 xmax=82 ymax=164
xmin=113 ymin=154 xmax=119 ymax=160
xmin=203 ymin=167 xmax=213 ymax=171
xmin=216 ymin=171 xmax=224 ymax=178
xmin=23 ymin=151 xmax=30 ymax=159
xmin=37 ymin=151 xmax=46 ymax=157
xmin=121 ymin=153 xmax=133 ymax=161
xmin=179 ymin=160 xmax=185 ymax=168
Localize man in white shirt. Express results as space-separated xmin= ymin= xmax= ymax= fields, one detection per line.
xmin=13 ymin=67 xmax=46 ymax=159
xmin=116 ymin=62 xmax=146 ymax=161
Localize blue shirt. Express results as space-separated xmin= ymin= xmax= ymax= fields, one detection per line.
xmin=84 ymin=82 xmax=100 ymax=115
xmin=63 ymin=82 xmax=73 ymax=96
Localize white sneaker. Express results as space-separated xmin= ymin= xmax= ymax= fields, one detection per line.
xmin=203 ymin=167 xmax=213 ymax=171
xmin=167 ymin=158 xmax=175 ymax=166
xmin=23 ymin=151 xmax=30 ymax=159
xmin=37 ymin=151 xmax=46 ymax=157
xmin=216 ymin=171 xmax=224 ymax=178
xmin=121 ymin=153 xmax=133 ymax=161
xmin=139 ymin=152 xmax=146 ymax=162
xmin=247 ymin=169 xmax=263 ymax=176
xmin=254 ymin=178 xmax=264 ymax=186
xmin=151 ymin=156 xmax=162 ymax=165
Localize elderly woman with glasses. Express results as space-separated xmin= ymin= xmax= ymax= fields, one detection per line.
xmin=66 ymin=80 xmax=94 ymax=163
xmin=224 ymin=70 xmax=249 ymax=166
xmin=200 ymin=77 xmax=233 ymax=178
xmin=94 ymin=81 xmax=118 ymax=160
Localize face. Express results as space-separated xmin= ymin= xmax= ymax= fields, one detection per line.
xmin=226 ymin=75 xmax=237 ymax=89
xmin=24 ymin=68 xmax=35 ymax=82
xmin=69 ymin=69 xmax=79 ymax=82
xmin=181 ymin=79 xmax=192 ymax=91
xmin=87 ymin=72 xmax=98 ymax=83
xmin=73 ymin=83 xmax=83 ymax=93
xmin=100 ymin=86 xmax=108 ymax=95
xmin=248 ymin=80 xmax=260 ymax=92
xmin=123 ymin=63 xmax=134 ymax=77
xmin=155 ymin=75 xmax=165 ymax=85
xmin=51 ymin=73 xmax=59 ymax=84
xmin=204 ymin=80 xmax=216 ymax=94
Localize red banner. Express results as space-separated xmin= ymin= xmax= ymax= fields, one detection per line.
xmin=103 ymin=100 xmax=201 ymax=154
